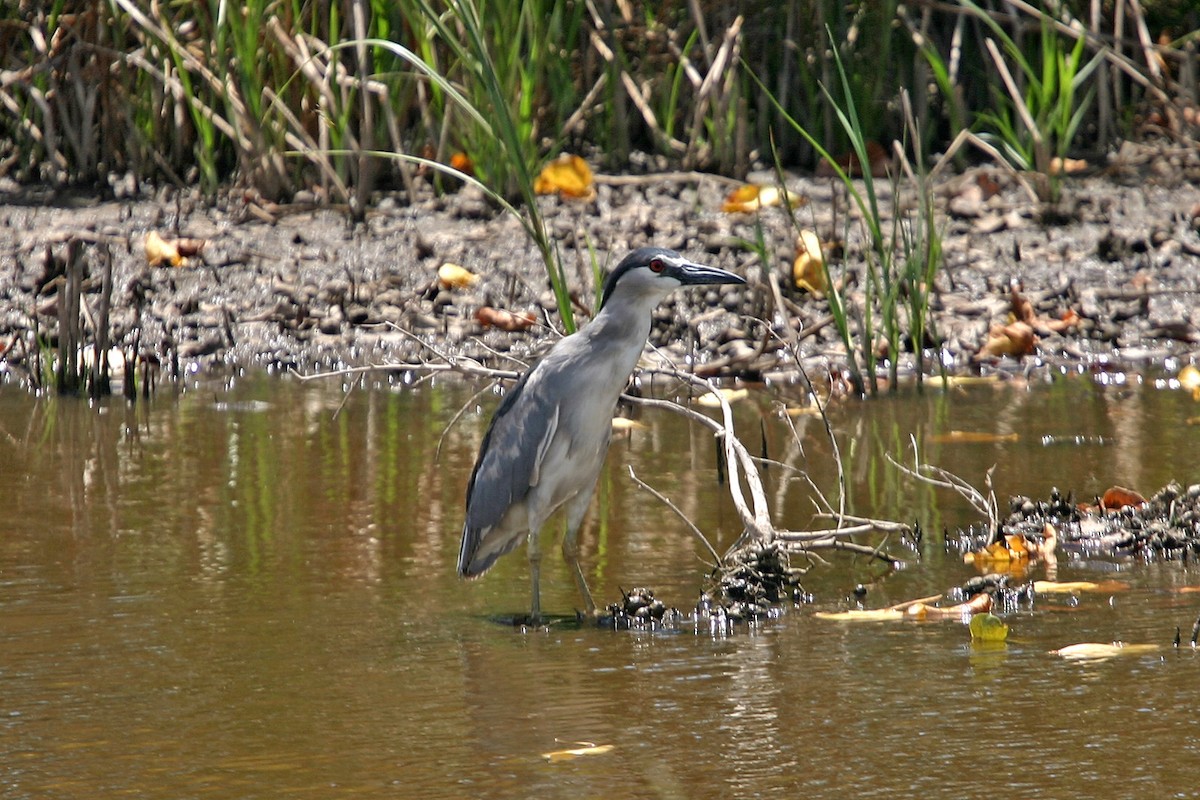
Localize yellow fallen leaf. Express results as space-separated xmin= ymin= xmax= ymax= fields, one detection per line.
xmin=814 ymin=609 xmax=905 ymax=622
xmin=931 ymin=430 xmax=1019 ymax=444
xmin=906 ymin=591 xmax=991 ymax=620
xmin=1053 ymin=642 xmax=1160 ymax=661
xmin=792 ymin=229 xmax=827 ymax=296
xmin=696 ymin=387 xmax=748 ymax=407
xmin=437 ymin=263 xmax=479 ymax=290
xmin=542 ymin=742 xmax=614 ymax=762
xmin=976 ymin=321 xmax=1036 ymax=360
xmin=533 ymin=154 xmax=595 ymax=200
xmin=969 ymin=613 xmax=1009 ymax=642
xmin=1179 ymin=365 xmax=1200 ymax=400
xmin=145 ymin=230 xmax=185 ymax=267
xmin=785 ymin=405 xmax=821 ymax=418
xmin=610 ymin=417 xmax=646 ymax=432
xmin=1033 ymin=580 xmax=1130 ymax=594
xmin=721 ymin=183 xmax=807 ymax=214
xmin=926 ymin=375 xmax=1003 ymax=389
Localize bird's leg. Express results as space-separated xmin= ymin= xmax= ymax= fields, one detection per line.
xmin=527 ymin=528 xmax=542 ymax=623
xmin=562 ymin=492 xmax=597 ymax=616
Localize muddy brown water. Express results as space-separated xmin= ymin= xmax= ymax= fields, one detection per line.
xmin=3 ymin=373 xmax=1200 ymax=798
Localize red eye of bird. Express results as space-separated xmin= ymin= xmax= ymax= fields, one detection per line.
xmin=649 ymin=258 xmax=665 ymax=273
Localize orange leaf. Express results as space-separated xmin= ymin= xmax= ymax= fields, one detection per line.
xmin=449 ymin=151 xmax=474 ymax=176
xmin=475 ymin=307 xmax=537 ymax=332
xmin=533 ymin=154 xmax=595 ymax=200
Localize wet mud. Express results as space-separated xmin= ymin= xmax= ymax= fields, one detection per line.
xmin=3 ymin=142 xmax=1200 ymax=389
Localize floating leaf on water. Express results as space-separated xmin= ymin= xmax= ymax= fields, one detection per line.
xmin=542 ymin=742 xmax=614 ymax=762
xmin=533 ymin=154 xmax=596 ymax=201
xmin=816 ymin=592 xmax=987 ymax=623
xmin=1052 ymin=642 xmax=1160 ymax=661
xmin=696 ymin=387 xmax=748 ymax=407
xmin=926 ymin=375 xmax=1003 ymax=390
xmin=931 ymin=430 xmax=1019 ymax=444
xmin=813 ymin=609 xmax=905 ymax=622
xmin=906 ymin=591 xmax=991 ymax=620
xmin=437 ymin=263 xmax=480 ymax=290
xmin=969 ymin=613 xmax=1010 ymax=642
xmin=1033 ymin=580 xmax=1130 ymax=594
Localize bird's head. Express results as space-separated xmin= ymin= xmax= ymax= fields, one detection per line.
xmin=598 ymin=247 xmax=745 ymax=311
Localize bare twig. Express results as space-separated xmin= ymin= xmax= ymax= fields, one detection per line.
xmin=627 ymin=466 xmax=722 ymax=566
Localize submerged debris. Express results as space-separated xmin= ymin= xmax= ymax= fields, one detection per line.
xmin=599 ymin=587 xmax=679 ymax=630
xmin=710 ymin=541 xmax=807 ymax=621
xmin=598 ymin=542 xmax=811 ymax=631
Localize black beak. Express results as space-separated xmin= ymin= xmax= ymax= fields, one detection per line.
xmin=671 ymin=261 xmax=746 ymax=286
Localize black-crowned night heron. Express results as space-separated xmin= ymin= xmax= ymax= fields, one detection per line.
xmin=458 ymin=246 xmax=745 ymax=620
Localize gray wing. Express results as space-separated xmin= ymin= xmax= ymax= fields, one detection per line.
xmin=458 ymin=364 xmax=560 ymax=576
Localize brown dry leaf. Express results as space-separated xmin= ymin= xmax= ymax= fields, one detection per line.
xmin=792 ymin=229 xmax=827 ymax=295
xmin=174 ymin=238 xmax=206 ymax=258
xmin=542 ymin=742 xmax=615 ymax=762
xmin=930 ymin=430 xmax=1019 ymax=444
xmin=437 ymin=263 xmax=480 ymax=290
xmin=721 ymin=183 xmax=807 ymax=214
xmin=475 ymin=307 xmax=537 ymax=332
xmin=1010 ymin=283 xmax=1035 ymax=325
xmin=1100 ymin=486 xmax=1146 ymax=511
xmin=976 ymin=321 xmax=1037 ymax=360
xmin=533 ymin=154 xmax=596 ymax=200
xmin=1009 ymin=285 xmax=1080 ymax=335
xmin=816 ymin=140 xmax=890 ymax=178
xmin=1053 ymin=642 xmax=1160 ymax=661
xmin=144 ymin=230 xmax=186 ymax=267
xmin=1010 ymin=284 xmax=1080 ymax=334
